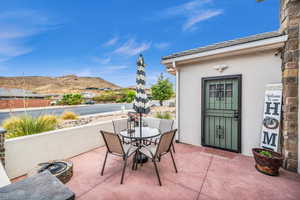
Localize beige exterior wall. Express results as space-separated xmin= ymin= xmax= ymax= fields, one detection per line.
xmin=178 ymin=50 xmax=282 ymax=156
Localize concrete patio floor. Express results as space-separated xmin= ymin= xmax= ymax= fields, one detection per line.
xmin=66 ymin=143 xmax=300 ymax=200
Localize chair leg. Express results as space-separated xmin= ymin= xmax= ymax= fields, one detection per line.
xmin=170 ymin=150 xmax=178 ymax=173
xmin=120 ymin=156 xmax=128 ymax=184
xmin=132 ymin=152 xmax=136 ymax=170
xmin=172 ymin=143 xmax=176 ymax=153
xmin=153 ymin=160 xmax=162 ymax=186
xmin=101 ymin=150 xmax=108 ymax=176
xmin=134 ymin=153 xmax=138 ymax=170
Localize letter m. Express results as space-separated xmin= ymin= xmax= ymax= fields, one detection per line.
xmin=262 ymin=131 xmax=277 ymax=147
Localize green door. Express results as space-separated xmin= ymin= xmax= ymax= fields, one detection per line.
xmin=202 ymin=75 xmax=241 ymax=152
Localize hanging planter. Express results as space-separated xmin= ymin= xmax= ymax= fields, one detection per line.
xmin=252 ymin=148 xmax=283 ymax=176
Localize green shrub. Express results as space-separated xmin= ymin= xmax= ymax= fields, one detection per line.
xmin=93 ymin=89 xmax=135 ymax=103
xmin=259 ymin=150 xmax=272 ymax=158
xmin=60 ymin=111 xmax=78 ymax=120
xmin=126 ymin=90 xmax=136 ymax=103
xmin=93 ymin=91 xmax=118 ymax=102
xmin=60 ymin=94 xmax=83 ymax=105
xmin=151 ymin=73 xmax=174 ymax=106
xmin=3 ymin=115 xmax=58 ymax=139
xmin=154 ymin=112 xmax=172 ymax=119
xmin=115 ymin=98 xmax=124 ymax=103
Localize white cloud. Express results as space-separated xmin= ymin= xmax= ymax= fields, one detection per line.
xmin=103 ymin=36 xmax=119 ymax=47
xmin=105 ymin=65 xmax=128 ymax=71
xmin=114 ymin=38 xmax=151 ymax=56
xmin=71 ymin=65 xmax=129 ymax=77
xmin=92 ymin=56 xmax=111 ymax=64
xmin=161 ymin=0 xmax=223 ymax=31
xmin=0 ymin=10 xmax=59 ymax=63
xmin=100 ymin=65 xmax=129 ymax=74
xmin=183 ymin=9 xmax=223 ymax=31
xmin=0 ymin=41 xmax=33 ymax=62
xmin=154 ymin=42 xmax=170 ymax=50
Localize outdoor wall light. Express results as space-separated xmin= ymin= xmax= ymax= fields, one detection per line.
xmin=213 ymin=64 xmax=228 ymax=73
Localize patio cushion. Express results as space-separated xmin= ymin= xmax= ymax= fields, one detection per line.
xmin=0 ymin=171 xmax=75 ymax=200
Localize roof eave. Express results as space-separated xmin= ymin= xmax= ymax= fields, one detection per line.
xmin=161 ymin=34 xmax=287 ymax=72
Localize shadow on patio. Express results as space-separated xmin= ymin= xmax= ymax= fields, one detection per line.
xmin=66 ymin=143 xmax=300 ymax=200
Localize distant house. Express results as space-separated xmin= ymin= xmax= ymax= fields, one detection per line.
xmin=101 ymin=88 xmax=111 ymax=91
xmin=0 ymin=88 xmax=48 ymax=99
xmin=0 ymin=88 xmax=52 ymax=109
xmin=85 ymin=87 xmax=99 ymax=90
xmin=81 ymin=92 xmax=96 ymax=100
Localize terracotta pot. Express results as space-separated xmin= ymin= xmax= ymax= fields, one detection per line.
xmin=252 ymin=148 xmax=283 ymax=176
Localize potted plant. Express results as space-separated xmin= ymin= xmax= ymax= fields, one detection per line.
xmin=252 ymin=148 xmax=283 ymax=176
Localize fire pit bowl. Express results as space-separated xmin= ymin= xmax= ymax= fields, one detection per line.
xmin=28 ymin=160 xmax=73 ymax=184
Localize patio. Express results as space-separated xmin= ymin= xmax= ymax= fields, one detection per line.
xmin=65 ymin=143 xmax=300 ymax=200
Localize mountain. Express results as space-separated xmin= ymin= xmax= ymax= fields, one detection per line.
xmin=0 ymin=75 xmax=120 ymax=94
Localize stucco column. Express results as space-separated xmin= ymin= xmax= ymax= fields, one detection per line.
xmin=0 ymin=128 xmax=6 ymax=167
xmin=280 ymin=0 xmax=300 ymax=172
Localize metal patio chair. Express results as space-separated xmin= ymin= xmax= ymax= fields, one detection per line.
xmin=140 ymin=129 xmax=178 ymax=186
xmin=156 ymin=119 xmax=176 ymax=153
xmin=112 ymin=119 xmax=133 ymax=144
xmin=100 ymin=130 xmax=137 ymax=184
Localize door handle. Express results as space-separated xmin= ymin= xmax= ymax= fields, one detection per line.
xmin=233 ymin=110 xmax=240 ymax=120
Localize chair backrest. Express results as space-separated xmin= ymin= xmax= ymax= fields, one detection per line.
xmin=159 ymin=119 xmax=174 ymax=134
xmin=143 ymin=118 xmax=160 ymax=129
xmin=112 ymin=119 xmax=128 ymax=134
xmin=100 ymin=130 xmax=124 ymax=155
xmin=155 ymin=129 xmax=177 ymax=157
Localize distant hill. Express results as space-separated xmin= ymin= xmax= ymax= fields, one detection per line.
xmin=0 ymin=75 xmax=120 ymax=94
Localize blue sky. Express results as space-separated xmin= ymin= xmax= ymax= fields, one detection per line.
xmin=0 ymin=0 xmax=279 ymax=87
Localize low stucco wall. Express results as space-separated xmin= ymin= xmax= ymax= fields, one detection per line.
xmin=178 ymin=50 xmax=282 ymax=156
xmin=4 ymin=117 xmax=169 ymax=179
xmin=0 ymin=163 xmax=10 ymax=187
xmin=4 ymin=120 xmax=114 ymax=179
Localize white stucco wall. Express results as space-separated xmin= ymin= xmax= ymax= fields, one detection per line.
xmin=178 ymin=50 xmax=282 ymax=156
xmin=4 ymin=117 xmax=164 ymax=179
xmin=0 ymin=163 xmax=10 ymax=187
xmin=4 ymin=120 xmax=114 ymax=179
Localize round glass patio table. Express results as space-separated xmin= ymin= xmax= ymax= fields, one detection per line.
xmin=120 ymin=127 xmax=161 ymax=164
xmin=119 ymin=127 xmax=160 ymax=140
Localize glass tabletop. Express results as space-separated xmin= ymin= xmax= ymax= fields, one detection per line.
xmin=119 ymin=127 xmax=161 ymax=140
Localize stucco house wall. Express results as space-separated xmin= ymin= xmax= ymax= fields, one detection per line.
xmin=178 ymin=50 xmax=282 ymax=156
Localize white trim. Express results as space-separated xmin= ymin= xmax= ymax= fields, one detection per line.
xmin=175 ymin=65 xmax=180 ymax=141
xmin=162 ymin=35 xmax=287 ymax=66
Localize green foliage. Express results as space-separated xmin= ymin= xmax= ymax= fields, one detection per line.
xmin=93 ymin=89 xmax=136 ymax=103
xmin=60 ymin=94 xmax=83 ymax=105
xmin=3 ymin=115 xmax=58 ymax=139
xmin=154 ymin=112 xmax=172 ymax=119
xmin=259 ymin=150 xmax=272 ymax=158
xmin=93 ymin=91 xmax=118 ymax=102
xmin=151 ymin=73 xmax=174 ymax=106
xmin=126 ymin=90 xmax=136 ymax=103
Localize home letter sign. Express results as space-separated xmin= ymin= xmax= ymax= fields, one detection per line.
xmin=260 ymin=83 xmax=282 ymax=152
